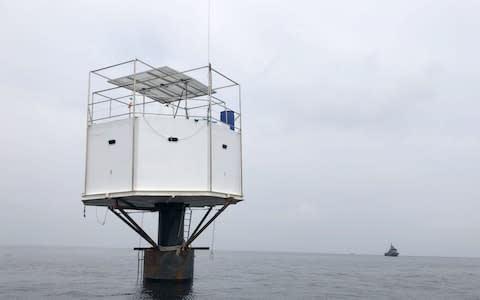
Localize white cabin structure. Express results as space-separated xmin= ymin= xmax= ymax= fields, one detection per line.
xmin=82 ymin=59 xmax=243 ymax=209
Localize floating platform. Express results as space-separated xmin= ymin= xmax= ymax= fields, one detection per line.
xmin=82 ymin=59 xmax=243 ymax=281
xmin=82 ymin=193 xmax=241 ymax=209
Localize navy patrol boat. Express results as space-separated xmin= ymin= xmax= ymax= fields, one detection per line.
xmin=384 ymin=244 xmax=399 ymax=257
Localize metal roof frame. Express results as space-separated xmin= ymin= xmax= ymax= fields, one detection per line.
xmin=86 ymin=58 xmax=242 ymax=132
xmin=108 ymin=66 xmax=213 ymax=104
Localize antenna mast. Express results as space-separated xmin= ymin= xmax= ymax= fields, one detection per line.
xmin=207 ymin=0 xmax=213 ymax=191
xmin=208 ymin=0 xmax=211 ymax=64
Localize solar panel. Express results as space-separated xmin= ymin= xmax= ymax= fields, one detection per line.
xmin=108 ymin=66 xmax=211 ymax=104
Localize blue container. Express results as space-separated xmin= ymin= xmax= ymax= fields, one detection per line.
xmin=220 ymin=110 xmax=235 ymax=130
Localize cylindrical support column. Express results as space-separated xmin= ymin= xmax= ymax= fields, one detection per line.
xmin=144 ymin=203 xmax=193 ymax=281
xmin=157 ymin=203 xmax=185 ymax=246
xmin=143 ymin=249 xmax=194 ymax=281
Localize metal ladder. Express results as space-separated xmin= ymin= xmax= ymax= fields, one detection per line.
xmin=183 ymin=207 xmax=192 ymax=241
xmin=136 ymin=212 xmax=145 ymax=282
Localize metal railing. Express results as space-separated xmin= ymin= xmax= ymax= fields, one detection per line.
xmin=86 ymin=59 xmax=242 ymax=132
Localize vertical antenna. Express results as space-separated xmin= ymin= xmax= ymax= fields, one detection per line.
xmin=208 ymin=62 xmax=212 ymax=191
xmin=207 ymin=0 xmax=213 ymax=192
xmin=208 ymin=0 xmax=211 ymax=64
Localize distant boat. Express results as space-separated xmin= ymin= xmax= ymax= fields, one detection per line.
xmin=384 ymin=244 xmax=399 ymax=257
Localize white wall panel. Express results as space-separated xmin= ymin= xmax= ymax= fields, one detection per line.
xmin=85 ymin=115 xmax=242 ymax=198
xmin=85 ymin=118 xmax=133 ymax=194
xmin=135 ymin=116 xmax=209 ymax=191
xmin=211 ymin=123 xmax=242 ymax=195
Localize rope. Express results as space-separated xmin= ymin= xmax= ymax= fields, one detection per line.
xmin=210 ymin=220 xmax=216 ymax=258
xmin=95 ymin=207 xmax=108 ymax=225
xmin=142 ymin=116 xmax=207 ymax=141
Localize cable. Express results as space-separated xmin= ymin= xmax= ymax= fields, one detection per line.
xmin=142 ymin=115 xmax=207 ymax=141
xmin=210 ymin=220 xmax=216 ymax=258
xmin=95 ymin=207 xmax=108 ymax=225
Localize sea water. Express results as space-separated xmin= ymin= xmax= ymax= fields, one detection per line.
xmin=0 ymin=246 xmax=479 ymax=299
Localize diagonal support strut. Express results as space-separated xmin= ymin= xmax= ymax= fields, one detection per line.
xmin=184 ymin=200 xmax=232 ymax=249
xmin=109 ymin=207 xmax=158 ymax=249
xmin=188 ymin=206 xmax=213 ymax=241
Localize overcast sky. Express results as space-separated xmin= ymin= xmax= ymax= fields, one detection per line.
xmin=1 ymin=0 xmax=480 ymax=257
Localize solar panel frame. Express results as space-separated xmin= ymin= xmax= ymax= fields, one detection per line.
xmin=108 ymin=66 xmax=211 ymax=104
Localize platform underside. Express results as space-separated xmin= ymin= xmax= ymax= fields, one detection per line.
xmin=82 ymin=192 xmax=241 ymax=209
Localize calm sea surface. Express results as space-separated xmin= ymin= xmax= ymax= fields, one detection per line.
xmin=0 ymin=246 xmax=479 ymax=299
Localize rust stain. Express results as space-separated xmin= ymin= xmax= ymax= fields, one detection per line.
xmin=175 ymin=271 xmax=184 ymax=280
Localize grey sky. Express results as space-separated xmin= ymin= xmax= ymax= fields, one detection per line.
xmin=1 ymin=0 xmax=479 ymax=257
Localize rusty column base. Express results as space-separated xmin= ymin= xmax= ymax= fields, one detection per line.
xmin=143 ymin=249 xmax=194 ymax=281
